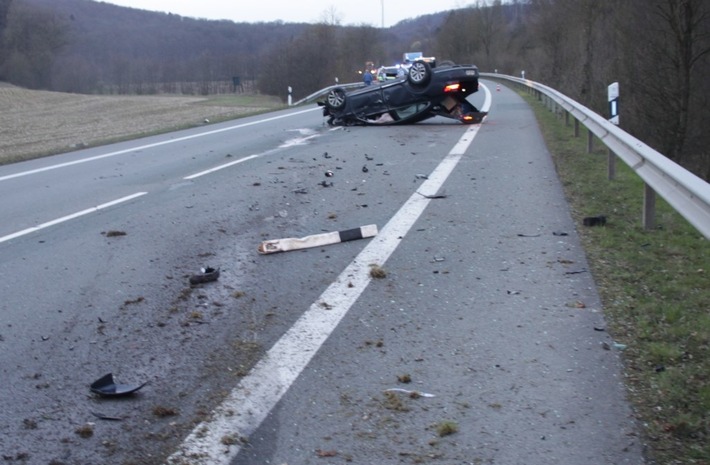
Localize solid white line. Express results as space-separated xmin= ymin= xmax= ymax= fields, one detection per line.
xmin=166 ymin=123 xmax=486 ymax=464
xmin=0 ymin=108 xmax=321 ymax=183
xmin=0 ymin=192 xmax=148 ymax=244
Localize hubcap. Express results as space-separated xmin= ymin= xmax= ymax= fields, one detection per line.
xmin=410 ymin=63 xmax=426 ymax=82
xmin=328 ymin=91 xmax=344 ymax=107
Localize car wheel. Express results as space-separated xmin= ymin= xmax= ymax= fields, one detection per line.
xmin=325 ymin=87 xmax=346 ymax=110
xmin=407 ymin=61 xmax=432 ymax=87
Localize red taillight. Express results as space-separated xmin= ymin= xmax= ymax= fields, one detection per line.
xmin=444 ymin=83 xmax=461 ymax=92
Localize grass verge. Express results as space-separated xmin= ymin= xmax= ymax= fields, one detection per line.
xmin=522 ymin=90 xmax=710 ymax=464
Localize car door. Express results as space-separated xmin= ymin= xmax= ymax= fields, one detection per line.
xmin=347 ymin=86 xmax=388 ymax=117
xmin=382 ymin=81 xmax=417 ymax=109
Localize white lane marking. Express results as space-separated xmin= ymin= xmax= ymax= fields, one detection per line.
xmin=0 ymin=192 xmax=148 ymax=244
xmin=0 ymin=108 xmax=321 ymax=183
xmin=184 ymin=154 xmax=260 ymax=180
xmin=166 ymin=123 xmax=486 ymax=465
xmin=184 ymin=129 xmax=324 ymax=180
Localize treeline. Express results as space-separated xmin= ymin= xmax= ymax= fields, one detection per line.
xmin=0 ymin=0 xmax=708 ymax=179
xmin=439 ymin=0 xmax=710 ymax=180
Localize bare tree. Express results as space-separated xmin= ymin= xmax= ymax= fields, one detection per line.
xmin=0 ymin=1 xmax=67 ymax=88
xmin=620 ymin=0 xmax=710 ymax=176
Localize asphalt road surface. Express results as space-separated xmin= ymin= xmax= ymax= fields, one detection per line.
xmin=0 ymin=82 xmax=645 ymax=465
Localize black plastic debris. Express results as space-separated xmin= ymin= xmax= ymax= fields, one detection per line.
xmin=90 ymin=373 xmax=147 ymax=397
xmin=189 ymin=267 xmax=220 ymax=285
xmin=325 ymin=170 xmax=334 ymax=177
xmin=552 ymin=231 xmax=569 ymax=236
xmin=362 ymin=165 xmax=369 ymax=173
xmin=91 ymin=411 xmax=124 ymax=421
xmin=583 ymin=215 xmax=607 ymax=227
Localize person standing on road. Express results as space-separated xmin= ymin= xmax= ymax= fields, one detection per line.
xmin=363 ymin=70 xmax=373 ymax=86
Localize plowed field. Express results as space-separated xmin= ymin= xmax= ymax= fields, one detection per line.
xmin=0 ymin=83 xmax=283 ymax=164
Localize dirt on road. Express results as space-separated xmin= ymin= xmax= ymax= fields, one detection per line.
xmin=0 ymin=83 xmax=284 ymax=164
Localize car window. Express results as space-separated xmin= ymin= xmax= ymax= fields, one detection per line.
xmin=392 ymin=103 xmax=429 ymax=119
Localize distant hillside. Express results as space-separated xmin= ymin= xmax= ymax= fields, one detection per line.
xmin=18 ymin=0 xmax=449 ymax=95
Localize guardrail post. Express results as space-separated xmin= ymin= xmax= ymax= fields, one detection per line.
xmin=565 ymin=111 xmax=570 ymax=127
xmin=574 ymin=119 xmax=580 ymax=138
xmin=587 ymin=129 xmax=594 ymax=153
xmin=643 ymin=184 xmax=656 ymax=230
xmin=608 ymin=148 xmax=616 ymax=180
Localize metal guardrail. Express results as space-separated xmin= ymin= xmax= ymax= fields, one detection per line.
xmin=290 ymin=82 xmax=363 ymax=107
xmin=482 ymin=73 xmax=710 ymax=239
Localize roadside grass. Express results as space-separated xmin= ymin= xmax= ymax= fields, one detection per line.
xmin=522 ymin=90 xmax=710 ymax=464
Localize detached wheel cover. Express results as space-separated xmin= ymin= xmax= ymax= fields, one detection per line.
xmin=326 ymin=88 xmax=346 ymax=109
xmin=408 ymin=61 xmax=431 ymax=86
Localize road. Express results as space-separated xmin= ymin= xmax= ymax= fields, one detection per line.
xmin=0 ymin=83 xmax=645 ymax=464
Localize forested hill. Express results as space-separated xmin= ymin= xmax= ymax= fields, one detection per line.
xmin=5 ymin=0 xmax=447 ymax=94
xmin=17 ymin=0 xmax=311 ymax=92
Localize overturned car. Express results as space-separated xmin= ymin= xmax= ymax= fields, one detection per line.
xmin=319 ymin=61 xmax=487 ymax=126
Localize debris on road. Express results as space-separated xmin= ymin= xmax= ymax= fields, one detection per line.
xmin=103 ymin=230 xmax=127 ymax=237
xmin=189 ymin=266 xmax=220 ymax=285
xmin=91 ymin=411 xmax=124 ymax=421
xmin=258 ymin=224 xmax=378 ymax=254
xmin=90 ymin=373 xmax=147 ymax=397
xmin=416 ymin=191 xmax=448 ymax=199
xmin=384 ymin=388 xmax=435 ymax=398
xmin=368 ymin=263 xmax=387 ymax=279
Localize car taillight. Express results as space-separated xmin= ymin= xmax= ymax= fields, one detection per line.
xmin=462 ymin=115 xmax=474 ymax=121
xmin=444 ymin=83 xmax=461 ymax=92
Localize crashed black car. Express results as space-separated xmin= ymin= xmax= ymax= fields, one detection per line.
xmin=319 ymin=61 xmax=487 ymax=126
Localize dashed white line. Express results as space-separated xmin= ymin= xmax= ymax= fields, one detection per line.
xmin=184 ymin=154 xmax=260 ymax=180
xmin=0 ymin=192 xmax=148 ymax=244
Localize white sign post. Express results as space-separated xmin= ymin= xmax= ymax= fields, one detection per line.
xmin=608 ymin=82 xmax=619 ymax=125
xmin=607 ymin=82 xmax=620 ymax=181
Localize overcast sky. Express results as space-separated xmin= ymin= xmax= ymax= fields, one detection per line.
xmin=100 ymin=0 xmax=473 ymax=27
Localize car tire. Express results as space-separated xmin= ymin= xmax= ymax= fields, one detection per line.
xmin=325 ymin=87 xmax=347 ymax=110
xmin=407 ymin=61 xmax=431 ymax=87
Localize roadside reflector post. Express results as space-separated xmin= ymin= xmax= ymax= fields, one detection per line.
xmin=607 ymin=82 xmax=620 ymax=179
xmin=287 ymin=86 xmax=292 ymax=106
